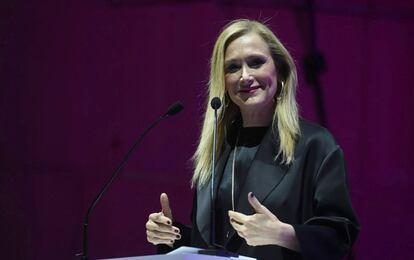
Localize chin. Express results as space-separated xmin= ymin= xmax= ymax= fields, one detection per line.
xmin=238 ymin=101 xmax=266 ymax=111
xmin=236 ymin=96 xmax=274 ymax=110
xmin=241 ymin=96 xmax=265 ymax=105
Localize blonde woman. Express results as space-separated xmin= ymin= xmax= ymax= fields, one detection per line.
xmin=146 ymin=19 xmax=359 ymax=260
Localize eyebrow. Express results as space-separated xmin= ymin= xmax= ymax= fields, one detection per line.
xmin=224 ymin=59 xmax=239 ymax=66
xmin=224 ymin=54 xmax=268 ymax=65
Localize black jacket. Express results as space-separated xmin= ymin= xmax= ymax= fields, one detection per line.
xmin=159 ymin=119 xmax=359 ymax=260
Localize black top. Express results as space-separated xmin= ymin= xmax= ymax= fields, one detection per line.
xmin=215 ymin=126 xmax=269 ymax=246
xmin=158 ymin=119 xmax=360 ymax=260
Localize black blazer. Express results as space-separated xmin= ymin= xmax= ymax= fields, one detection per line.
xmin=160 ymin=119 xmax=359 ymax=260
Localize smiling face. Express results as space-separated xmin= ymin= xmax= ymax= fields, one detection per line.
xmin=224 ymin=32 xmax=278 ymax=117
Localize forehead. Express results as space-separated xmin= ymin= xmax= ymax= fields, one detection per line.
xmin=224 ymin=33 xmax=271 ymax=60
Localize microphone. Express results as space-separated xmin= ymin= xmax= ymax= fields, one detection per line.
xmin=209 ymin=97 xmax=221 ymax=247
xmin=198 ymin=97 xmax=238 ymax=258
xmin=77 ymin=101 xmax=184 ymax=260
xmin=163 ymin=101 xmax=184 ymax=117
xmin=210 ymin=97 xmax=221 ymax=110
xmin=199 ymin=97 xmax=236 ymax=257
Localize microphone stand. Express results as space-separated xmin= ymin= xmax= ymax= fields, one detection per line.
xmin=210 ymin=98 xmax=219 ymax=247
xmin=77 ymin=101 xmax=183 ymax=260
xmin=199 ymin=97 xmax=238 ymax=258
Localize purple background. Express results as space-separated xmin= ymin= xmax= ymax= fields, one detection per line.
xmin=1 ymin=0 xmax=414 ymax=259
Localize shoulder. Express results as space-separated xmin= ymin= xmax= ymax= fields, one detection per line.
xmin=290 ymin=119 xmax=345 ymax=180
xmin=295 ymin=118 xmax=340 ymax=158
xmin=299 ymin=118 xmax=337 ymax=147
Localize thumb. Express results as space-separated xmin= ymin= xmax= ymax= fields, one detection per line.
xmin=247 ymin=192 xmax=272 ymax=216
xmin=160 ymin=193 xmax=173 ymax=220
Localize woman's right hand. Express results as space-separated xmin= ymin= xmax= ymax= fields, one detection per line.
xmin=146 ymin=193 xmax=181 ymax=246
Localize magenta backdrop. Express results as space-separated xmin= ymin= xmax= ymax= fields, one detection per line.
xmin=1 ymin=0 xmax=414 ymax=259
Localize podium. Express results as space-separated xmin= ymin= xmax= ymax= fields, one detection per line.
xmin=99 ymin=247 xmax=255 ymax=260
xmin=100 ymin=253 xmax=236 ymax=260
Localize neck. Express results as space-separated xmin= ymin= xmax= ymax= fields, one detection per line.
xmin=240 ymin=106 xmax=274 ymax=127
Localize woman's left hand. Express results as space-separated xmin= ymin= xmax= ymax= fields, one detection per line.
xmin=228 ymin=192 xmax=299 ymax=251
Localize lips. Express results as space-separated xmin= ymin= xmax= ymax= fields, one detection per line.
xmin=239 ymin=86 xmax=261 ymax=93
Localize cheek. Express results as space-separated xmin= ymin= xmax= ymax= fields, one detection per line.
xmin=266 ymin=67 xmax=278 ymax=85
xmin=267 ymin=78 xmax=277 ymax=97
xmin=263 ymin=70 xmax=278 ymax=93
xmin=225 ymin=75 xmax=238 ymax=92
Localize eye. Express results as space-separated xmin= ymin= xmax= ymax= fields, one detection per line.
xmin=248 ymin=57 xmax=266 ymax=69
xmin=225 ymin=63 xmax=240 ymax=74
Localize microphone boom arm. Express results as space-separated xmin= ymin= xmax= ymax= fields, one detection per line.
xmin=78 ymin=101 xmax=183 ymax=260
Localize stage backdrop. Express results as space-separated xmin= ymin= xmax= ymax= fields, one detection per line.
xmin=1 ymin=0 xmax=413 ymax=259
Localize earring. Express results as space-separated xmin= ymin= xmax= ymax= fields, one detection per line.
xmin=276 ymin=81 xmax=284 ymax=101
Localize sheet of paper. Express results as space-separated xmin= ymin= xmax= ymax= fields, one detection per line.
xmin=168 ymin=246 xmax=255 ymax=260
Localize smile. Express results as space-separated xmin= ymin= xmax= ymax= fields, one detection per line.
xmin=239 ymin=86 xmax=261 ymax=93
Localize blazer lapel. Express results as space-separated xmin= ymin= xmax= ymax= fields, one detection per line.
xmin=225 ymin=128 xmax=289 ymax=244
xmin=196 ymin=142 xmax=232 ymax=245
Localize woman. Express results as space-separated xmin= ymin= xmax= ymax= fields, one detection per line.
xmin=146 ymin=19 xmax=359 ymax=260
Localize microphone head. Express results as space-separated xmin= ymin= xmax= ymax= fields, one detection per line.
xmin=210 ymin=97 xmax=222 ymax=110
xmin=165 ymin=101 xmax=184 ymax=117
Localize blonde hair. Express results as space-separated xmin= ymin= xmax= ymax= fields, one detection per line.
xmin=192 ymin=19 xmax=300 ymax=188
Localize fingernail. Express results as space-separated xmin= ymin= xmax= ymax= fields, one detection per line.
xmin=167 ymin=220 xmax=171 ymax=225
xmin=176 ymin=234 xmax=181 ymax=239
xmin=249 ymin=192 xmax=255 ymax=198
xmin=174 ymin=229 xmax=179 ymax=233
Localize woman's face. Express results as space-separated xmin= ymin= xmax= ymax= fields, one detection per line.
xmin=224 ymin=33 xmax=278 ymax=114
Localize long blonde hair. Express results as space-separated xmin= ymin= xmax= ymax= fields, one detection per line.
xmin=192 ymin=19 xmax=300 ymax=189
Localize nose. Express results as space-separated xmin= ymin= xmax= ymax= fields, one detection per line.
xmin=239 ymin=65 xmax=253 ymax=87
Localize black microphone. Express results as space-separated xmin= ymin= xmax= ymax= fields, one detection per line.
xmin=209 ymin=97 xmax=221 ymax=247
xmin=199 ymin=98 xmax=237 ymax=257
xmin=77 ymin=101 xmax=184 ymax=260
xmin=210 ymin=97 xmax=221 ymax=110
xmin=164 ymin=101 xmax=184 ymax=117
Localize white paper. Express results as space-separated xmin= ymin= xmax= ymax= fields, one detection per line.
xmin=168 ymin=246 xmax=255 ymax=260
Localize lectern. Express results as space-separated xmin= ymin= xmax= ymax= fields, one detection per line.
xmin=99 ymin=247 xmax=255 ymax=260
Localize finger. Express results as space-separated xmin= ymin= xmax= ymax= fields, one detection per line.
xmin=148 ymin=212 xmax=162 ymax=221
xmin=247 ymin=192 xmax=272 ymax=216
xmin=146 ymin=229 xmax=182 ymax=241
xmin=229 ymin=217 xmax=244 ymax=231
xmin=160 ymin=193 xmax=173 ymax=220
xmin=147 ymin=234 xmax=175 ymax=245
xmin=149 ymin=212 xmax=172 ymax=226
xmin=146 ymin=221 xmax=180 ymax=234
xmin=230 ymin=221 xmax=246 ymax=239
xmin=228 ymin=210 xmax=247 ymax=224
